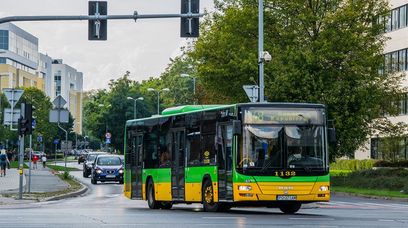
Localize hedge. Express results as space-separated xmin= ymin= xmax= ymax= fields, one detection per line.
xmin=330 ymin=159 xmax=376 ymax=171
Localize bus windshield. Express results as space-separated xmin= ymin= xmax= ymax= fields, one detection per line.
xmin=238 ymin=124 xmax=326 ymax=174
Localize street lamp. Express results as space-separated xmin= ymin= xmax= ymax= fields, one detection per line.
xmin=127 ymin=96 xmax=144 ymax=119
xmin=148 ymin=88 xmax=170 ymax=115
xmin=181 ymin=73 xmax=197 ymax=105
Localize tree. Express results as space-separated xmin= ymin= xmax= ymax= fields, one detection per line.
xmin=190 ymin=0 xmax=402 ymax=159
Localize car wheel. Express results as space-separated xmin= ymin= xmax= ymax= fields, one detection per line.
xmin=279 ymin=203 xmax=301 ymax=214
xmin=119 ymin=180 xmax=124 ymax=184
xmin=91 ymin=177 xmax=97 ymax=185
xmin=83 ymin=171 xmax=87 ymax=178
xmin=202 ymin=179 xmax=220 ymax=212
xmin=147 ymin=180 xmax=160 ymax=209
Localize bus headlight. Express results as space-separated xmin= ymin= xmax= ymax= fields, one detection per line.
xmin=319 ymin=186 xmax=329 ymax=191
xmin=238 ymin=185 xmax=252 ymax=191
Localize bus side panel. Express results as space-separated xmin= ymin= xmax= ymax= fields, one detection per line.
xmin=185 ymin=166 xmax=218 ymax=202
xmin=123 ymin=128 xmax=132 ymax=199
xmin=155 ymin=168 xmax=172 ymax=201
xmin=142 ymin=168 xmax=158 ymax=201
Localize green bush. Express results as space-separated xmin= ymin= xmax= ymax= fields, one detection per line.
xmin=374 ymin=160 xmax=408 ymax=167
xmin=331 ymin=168 xmax=408 ymax=193
xmin=330 ymin=159 xmax=376 ymax=171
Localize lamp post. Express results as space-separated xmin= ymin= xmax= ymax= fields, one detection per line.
xmin=147 ymin=88 xmax=170 ymax=115
xmin=127 ymin=96 xmax=144 ymax=119
xmin=181 ymin=73 xmax=196 ymax=104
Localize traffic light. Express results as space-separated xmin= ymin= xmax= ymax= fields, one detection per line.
xmin=181 ymin=0 xmax=200 ymax=37
xmin=18 ymin=103 xmax=33 ymax=136
xmin=88 ymin=1 xmax=107 ymax=40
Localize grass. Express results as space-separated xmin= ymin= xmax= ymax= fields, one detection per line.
xmin=332 ymin=186 xmax=408 ymax=198
xmin=47 ymin=164 xmax=80 ymax=172
xmin=9 ymin=161 xmax=29 ymax=168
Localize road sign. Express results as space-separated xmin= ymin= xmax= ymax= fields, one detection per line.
xmin=106 ymin=138 xmax=111 ymax=144
xmin=49 ymin=109 xmax=69 ymax=123
xmin=32 ymin=118 xmax=36 ymax=129
xmin=53 ymin=139 xmax=59 ymax=145
xmin=37 ymin=136 xmax=43 ymax=142
xmin=52 ymin=95 xmax=67 ymax=109
xmin=105 ymin=132 xmax=111 ymax=139
xmin=3 ymin=88 xmax=24 ymax=108
xmin=89 ymin=1 xmax=107 ymax=40
xmin=181 ymin=0 xmax=200 ymax=37
xmin=3 ymin=108 xmax=20 ymax=125
xmin=243 ymin=85 xmax=259 ymax=103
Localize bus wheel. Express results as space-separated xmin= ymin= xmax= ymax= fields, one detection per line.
xmin=147 ymin=180 xmax=160 ymax=209
xmin=160 ymin=202 xmax=173 ymax=210
xmin=279 ymin=203 xmax=301 ymax=214
xmin=202 ymin=179 xmax=219 ymax=212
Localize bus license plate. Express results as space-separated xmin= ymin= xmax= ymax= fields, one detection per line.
xmin=106 ymin=175 xmax=116 ymax=178
xmin=277 ymin=195 xmax=297 ymax=201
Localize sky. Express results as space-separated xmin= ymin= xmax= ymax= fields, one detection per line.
xmin=0 ymin=0 xmax=214 ymax=91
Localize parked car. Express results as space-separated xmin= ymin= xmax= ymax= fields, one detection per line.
xmin=83 ymin=152 xmax=106 ymax=177
xmin=91 ymin=155 xmax=124 ymax=184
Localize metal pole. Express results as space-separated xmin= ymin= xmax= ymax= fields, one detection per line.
xmin=133 ymin=100 xmax=136 ymax=119
xmin=54 ymin=143 xmax=57 ymax=166
xmin=258 ymin=0 xmax=265 ymax=102
xmin=65 ymin=130 xmax=68 ymax=171
xmin=193 ymin=77 xmax=196 ymax=105
xmin=157 ymin=91 xmax=160 ymax=115
xmin=18 ymin=134 xmax=24 ymax=199
xmin=28 ymin=134 xmax=32 ymax=193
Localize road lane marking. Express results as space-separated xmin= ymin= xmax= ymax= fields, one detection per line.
xmin=202 ymin=217 xmax=246 ymax=219
xmin=378 ymin=219 xmax=394 ymax=222
xmin=289 ymin=218 xmax=335 ymax=221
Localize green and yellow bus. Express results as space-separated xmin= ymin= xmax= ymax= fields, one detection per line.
xmin=124 ymin=103 xmax=334 ymax=213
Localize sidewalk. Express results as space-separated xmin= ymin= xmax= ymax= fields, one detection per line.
xmin=0 ymin=163 xmax=70 ymax=205
xmin=0 ymin=168 xmax=25 ymax=193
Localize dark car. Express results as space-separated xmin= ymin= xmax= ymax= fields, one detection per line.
xmin=91 ymin=155 xmax=123 ymax=185
xmin=83 ymin=152 xmax=106 ymax=177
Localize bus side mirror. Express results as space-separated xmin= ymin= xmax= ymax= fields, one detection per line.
xmin=328 ymin=128 xmax=336 ymax=144
xmin=232 ymin=120 xmax=242 ymax=135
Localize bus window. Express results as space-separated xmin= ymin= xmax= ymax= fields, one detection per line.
xmin=159 ymin=117 xmax=172 ymax=168
xmin=143 ymin=119 xmax=159 ymax=168
xmin=186 ymin=113 xmax=201 ymax=166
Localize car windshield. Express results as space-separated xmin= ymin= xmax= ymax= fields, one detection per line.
xmin=87 ymin=154 xmax=97 ymax=162
xmin=97 ymin=157 xmax=121 ymax=166
xmin=238 ymin=125 xmax=325 ymax=172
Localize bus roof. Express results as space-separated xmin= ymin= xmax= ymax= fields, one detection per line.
xmin=125 ymin=102 xmax=325 ymax=126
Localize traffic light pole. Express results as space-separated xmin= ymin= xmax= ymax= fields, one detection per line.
xmin=18 ymin=134 xmax=24 ymax=200
xmin=28 ymin=134 xmax=32 ymax=193
xmin=0 ymin=13 xmax=203 ymax=24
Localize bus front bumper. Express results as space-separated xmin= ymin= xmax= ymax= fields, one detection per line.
xmin=232 ymin=182 xmax=330 ymax=202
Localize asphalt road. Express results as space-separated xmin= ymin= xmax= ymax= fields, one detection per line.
xmin=0 ymin=162 xmax=407 ymax=228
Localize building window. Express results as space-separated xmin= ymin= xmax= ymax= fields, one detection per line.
xmin=400 ymin=6 xmax=407 ymax=28
xmin=392 ymin=8 xmax=399 ymax=30
xmin=0 ymin=30 xmax=9 ymax=50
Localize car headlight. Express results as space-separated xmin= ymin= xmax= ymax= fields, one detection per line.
xmin=319 ymin=186 xmax=329 ymax=191
xmin=96 ymin=169 xmax=102 ymax=174
xmin=119 ymin=169 xmax=124 ymax=174
xmin=238 ymin=185 xmax=252 ymax=191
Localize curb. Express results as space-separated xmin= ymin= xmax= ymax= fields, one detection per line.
xmin=332 ymin=191 xmax=408 ymax=202
xmin=42 ymin=177 xmax=88 ymax=202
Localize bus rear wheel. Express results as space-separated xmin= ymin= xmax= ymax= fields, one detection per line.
xmin=202 ymin=179 xmax=220 ymax=212
xmin=147 ymin=180 xmax=160 ymax=209
xmin=279 ymin=203 xmax=301 ymax=214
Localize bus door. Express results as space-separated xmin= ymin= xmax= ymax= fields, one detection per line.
xmin=217 ymin=124 xmax=233 ymax=201
xmin=131 ymin=134 xmax=143 ymax=199
xmin=171 ymin=129 xmax=186 ymax=201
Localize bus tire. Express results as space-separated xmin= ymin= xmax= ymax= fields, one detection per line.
xmin=147 ymin=180 xmax=160 ymax=209
xmin=202 ymin=179 xmax=219 ymax=212
xmin=279 ymin=203 xmax=301 ymax=214
xmin=160 ymin=202 xmax=173 ymax=210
